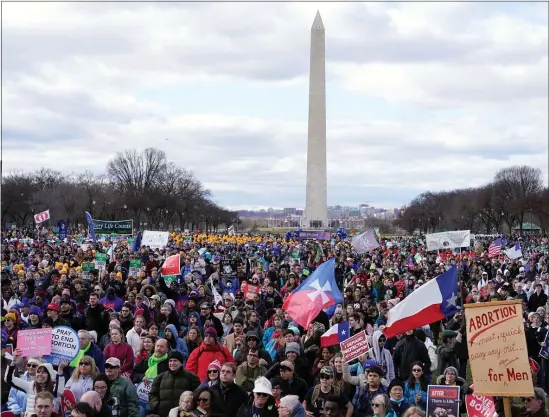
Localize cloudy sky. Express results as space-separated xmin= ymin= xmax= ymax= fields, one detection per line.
xmin=3 ymin=2 xmax=548 ymax=211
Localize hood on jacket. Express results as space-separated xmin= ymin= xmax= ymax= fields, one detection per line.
xmin=188 ymin=312 xmax=202 ymax=328
xmin=372 ymin=330 xmax=384 ymax=361
xmin=165 ymin=324 xmax=181 ymax=347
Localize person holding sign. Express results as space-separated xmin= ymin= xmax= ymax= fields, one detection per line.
xmin=4 ymin=349 xmax=67 ymax=417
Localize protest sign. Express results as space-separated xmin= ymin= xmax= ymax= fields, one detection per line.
xmin=93 ymin=219 xmax=133 ymax=235
xmin=161 ymin=254 xmax=181 ymax=276
xmin=464 ymin=300 xmax=534 ymax=397
xmin=465 ymin=384 xmax=497 ymax=417
xmin=60 ymin=389 xmax=76 ymax=417
xmin=136 ymin=380 xmax=153 ymax=407
xmin=142 ymin=230 xmax=169 ymax=249
xmin=129 ymin=258 xmax=142 ymax=277
xmin=17 ymin=329 xmax=52 ymax=357
xmin=43 ymin=326 xmax=79 ymax=365
xmin=241 ymin=282 xmax=260 ymax=300
xmin=220 ymin=259 xmax=237 ymax=278
xmin=540 ymin=332 xmax=549 ymax=360
xmin=95 ymin=252 xmax=107 ymax=271
xmin=427 ymin=385 xmax=460 ymax=417
xmin=340 ymin=330 xmax=369 ymax=363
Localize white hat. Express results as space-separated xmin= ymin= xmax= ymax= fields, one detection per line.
xmin=37 ymin=363 xmax=56 ymax=381
xmin=105 ymin=357 xmax=121 ymax=367
xmin=27 ymin=357 xmax=42 ymax=367
xmin=253 ymin=376 xmax=273 ymax=396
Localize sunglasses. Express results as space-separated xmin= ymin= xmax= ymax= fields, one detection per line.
xmin=319 ymin=374 xmax=331 ymax=380
xmin=198 ymin=398 xmax=210 ymax=403
xmin=105 ymin=365 xmax=119 ymax=370
xmin=79 ymin=362 xmax=91 ymax=366
xmin=208 ymin=370 xmax=219 ymax=374
xmin=27 ymin=364 xmax=38 ymax=368
xmin=522 ymin=398 xmax=537 ymax=402
xmin=255 ymin=393 xmax=269 ymax=398
xmin=371 ymin=403 xmax=383 ymax=408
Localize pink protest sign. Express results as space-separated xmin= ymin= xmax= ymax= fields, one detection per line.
xmin=17 ymin=328 xmax=52 ymax=357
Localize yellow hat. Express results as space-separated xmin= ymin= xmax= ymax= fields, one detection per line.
xmin=17 ymin=270 xmax=25 ymax=276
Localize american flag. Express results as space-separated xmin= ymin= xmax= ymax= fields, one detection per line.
xmin=488 ymin=239 xmax=502 ymax=257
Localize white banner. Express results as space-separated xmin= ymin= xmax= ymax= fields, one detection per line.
xmin=142 ymin=230 xmax=169 ymax=249
xmin=425 ymin=230 xmax=471 ymax=251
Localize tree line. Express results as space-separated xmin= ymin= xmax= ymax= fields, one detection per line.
xmin=395 ymin=165 xmax=548 ymax=235
xmin=1 ymin=148 xmax=239 ymax=232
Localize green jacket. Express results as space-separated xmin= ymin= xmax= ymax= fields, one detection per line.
xmin=110 ymin=376 xmax=139 ymax=417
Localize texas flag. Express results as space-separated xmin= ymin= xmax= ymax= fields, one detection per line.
xmin=321 ymin=321 xmax=350 ymax=347
xmin=282 ymin=258 xmax=343 ymax=329
xmin=383 ymin=266 xmax=460 ymax=338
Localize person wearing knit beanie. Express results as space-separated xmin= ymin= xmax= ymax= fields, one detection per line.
xmin=285 ymin=342 xmax=300 ymax=359
xmin=169 ymin=350 xmax=184 ymax=364
xmin=208 ymin=359 xmax=222 ymax=372
xmin=204 ymin=327 xmax=217 ymax=340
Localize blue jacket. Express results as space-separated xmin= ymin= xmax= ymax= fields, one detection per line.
xmin=7 ymin=372 xmax=30 ymax=415
xmin=165 ymin=324 xmax=189 ymax=363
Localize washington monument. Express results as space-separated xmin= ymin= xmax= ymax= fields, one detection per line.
xmin=304 ymin=11 xmax=328 ymax=229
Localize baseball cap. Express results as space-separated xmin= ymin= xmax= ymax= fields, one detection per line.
xmin=105 ymin=357 xmax=121 ymax=367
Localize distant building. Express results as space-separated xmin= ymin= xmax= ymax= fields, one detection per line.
xmin=283 ymin=208 xmax=297 ymax=216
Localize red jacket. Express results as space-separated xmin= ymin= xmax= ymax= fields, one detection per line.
xmin=103 ymin=342 xmax=134 ymax=374
xmin=185 ymin=341 xmax=235 ymax=380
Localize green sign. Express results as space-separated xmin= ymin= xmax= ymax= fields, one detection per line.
xmin=129 ymin=259 xmax=142 ymax=277
xmin=163 ymin=275 xmax=178 ymax=285
xmin=96 ymin=253 xmax=108 ymax=270
xmin=82 ymin=262 xmax=94 ymax=273
xmin=93 ymin=219 xmax=133 ymax=235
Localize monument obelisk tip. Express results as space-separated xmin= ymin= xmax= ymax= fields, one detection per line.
xmin=312 ymin=10 xmax=324 ymax=30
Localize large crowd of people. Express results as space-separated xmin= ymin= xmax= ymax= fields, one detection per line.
xmin=1 ymin=227 xmax=549 ymax=417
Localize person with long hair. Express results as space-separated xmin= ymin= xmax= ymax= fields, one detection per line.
xmin=103 ymin=326 xmax=134 ymax=376
xmin=188 ymin=387 xmax=223 ymax=417
xmin=184 ymin=326 xmax=203 ymax=356
xmin=93 ymin=375 xmax=120 ymax=417
xmin=371 ymin=394 xmax=396 ymax=417
xmin=65 ymin=356 xmax=100 ymax=401
xmin=134 ymin=335 xmax=156 ymax=368
xmin=404 ymin=362 xmax=428 ymax=410
xmin=4 ymin=349 xmax=67 ymax=416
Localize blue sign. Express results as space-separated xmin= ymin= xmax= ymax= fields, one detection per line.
xmin=58 ymin=220 xmax=67 ymax=240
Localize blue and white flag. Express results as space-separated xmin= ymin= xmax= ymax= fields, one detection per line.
xmin=504 ymin=242 xmax=522 ymax=260
xmin=57 ymin=220 xmax=67 ymax=240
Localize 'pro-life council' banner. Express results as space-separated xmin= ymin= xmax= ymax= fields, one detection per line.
xmin=425 ymin=230 xmax=471 ymax=251
xmin=464 ymin=300 xmax=534 ymax=397
xmin=93 ymin=219 xmax=133 ymax=235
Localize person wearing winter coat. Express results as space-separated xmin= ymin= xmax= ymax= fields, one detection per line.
xmin=99 ymin=288 xmax=124 ymax=313
xmin=185 ymin=327 xmax=235 ymax=381
xmin=165 ymin=324 xmax=190 ymax=364
xmin=149 ymin=351 xmax=201 ymax=417
xmin=103 ymin=326 xmax=134 ymax=376
xmin=7 ymin=357 xmax=41 ymax=416
xmin=278 ymin=394 xmax=306 ymax=417
xmin=209 ymin=362 xmax=248 ymax=417
xmin=235 ymin=348 xmax=268 ymax=393
xmin=132 ymin=338 xmax=169 ymax=384
xmin=393 ymin=330 xmax=431 ymax=380
xmin=126 ymin=316 xmax=148 ymax=357
xmin=83 ymin=293 xmax=110 ymax=340
xmin=387 ymin=379 xmax=411 ymax=417
xmin=369 ymin=331 xmax=396 ymax=384
xmin=436 ymin=366 xmax=471 ymax=414
xmin=64 ymin=355 xmax=100 ymax=401
xmin=235 ymin=377 xmax=278 ymax=417
xmin=436 ymin=330 xmax=461 ymax=376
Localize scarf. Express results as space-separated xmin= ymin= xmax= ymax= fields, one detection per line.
xmin=145 ymin=353 xmax=168 ymax=378
xmin=70 ymin=342 xmax=92 ymax=367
